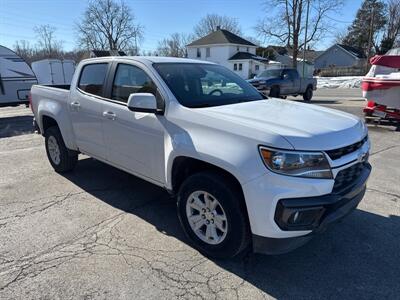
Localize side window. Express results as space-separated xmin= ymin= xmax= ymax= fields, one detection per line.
xmin=197 ymin=48 xmax=201 ymax=58
xmin=78 ymin=63 xmax=108 ymax=97
xmin=111 ymin=64 xmax=157 ymax=103
xmin=234 ymin=64 xmax=237 ymax=71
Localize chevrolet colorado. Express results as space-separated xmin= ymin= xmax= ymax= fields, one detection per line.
xmin=30 ymin=57 xmax=371 ymax=258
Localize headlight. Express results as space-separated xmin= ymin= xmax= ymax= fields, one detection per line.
xmin=259 ymin=147 xmax=332 ymax=179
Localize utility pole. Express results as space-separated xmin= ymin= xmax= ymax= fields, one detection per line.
xmin=302 ymin=0 xmax=310 ymax=78
xmin=366 ymin=6 xmax=375 ymax=72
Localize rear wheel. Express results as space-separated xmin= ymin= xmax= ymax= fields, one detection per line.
xmin=45 ymin=126 xmax=78 ymax=173
xmin=177 ymin=171 xmax=251 ymax=259
xmin=303 ymin=86 xmax=313 ymax=102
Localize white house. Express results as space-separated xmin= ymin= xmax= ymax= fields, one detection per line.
xmin=186 ymin=28 xmax=268 ymax=79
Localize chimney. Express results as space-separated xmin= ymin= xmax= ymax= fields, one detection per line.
xmin=216 ymin=26 xmax=221 ymax=31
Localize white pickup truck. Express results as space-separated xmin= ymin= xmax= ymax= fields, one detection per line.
xmin=31 ymin=57 xmax=371 ymax=258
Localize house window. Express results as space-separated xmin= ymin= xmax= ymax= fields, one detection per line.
xmin=206 ymin=47 xmax=210 ymax=57
xmin=255 ymin=65 xmax=259 ymax=71
xmin=246 ymin=47 xmax=249 ymax=52
xmin=197 ymin=48 xmax=201 ymax=58
xmin=234 ymin=63 xmax=237 ymax=71
xmin=237 ymin=46 xmax=239 ymax=51
xmin=239 ymin=63 xmax=242 ymax=71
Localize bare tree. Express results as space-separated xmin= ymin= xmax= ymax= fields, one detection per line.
xmin=379 ymin=0 xmax=400 ymax=53
xmin=256 ymin=0 xmax=343 ymax=67
xmin=157 ymin=33 xmax=194 ymax=57
xmin=333 ymin=29 xmax=347 ymax=44
xmin=194 ymin=14 xmax=242 ymax=37
xmin=34 ymin=25 xmax=64 ymax=58
xmin=13 ymin=40 xmax=35 ymax=64
xmin=76 ymin=0 xmax=143 ymax=52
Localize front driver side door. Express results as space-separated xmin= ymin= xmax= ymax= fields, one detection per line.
xmin=101 ymin=63 xmax=165 ymax=183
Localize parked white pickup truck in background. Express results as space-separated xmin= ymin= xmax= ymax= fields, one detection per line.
xmin=30 ymin=57 xmax=371 ymax=258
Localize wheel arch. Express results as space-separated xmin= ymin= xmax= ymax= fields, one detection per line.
xmin=170 ymin=156 xmax=250 ymax=222
xmin=39 ymin=112 xmax=77 ymax=151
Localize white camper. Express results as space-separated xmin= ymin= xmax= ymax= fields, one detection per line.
xmin=0 ymin=45 xmax=37 ymax=107
xmin=32 ymin=59 xmax=75 ymax=85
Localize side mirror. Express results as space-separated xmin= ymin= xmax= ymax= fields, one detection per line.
xmin=127 ymin=93 xmax=159 ymax=114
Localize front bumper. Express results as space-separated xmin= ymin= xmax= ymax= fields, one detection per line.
xmin=252 ymin=163 xmax=371 ymax=255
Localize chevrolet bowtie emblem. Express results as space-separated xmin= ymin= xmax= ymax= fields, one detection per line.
xmin=358 ymin=151 xmax=369 ymax=163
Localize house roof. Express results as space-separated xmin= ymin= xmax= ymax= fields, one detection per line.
xmin=228 ymin=51 xmax=268 ymax=62
xmin=258 ymin=46 xmax=322 ymax=62
xmin=187 ymin=29 xmax=256 ymax=47
xmin=336 ymin=44 xmax=366 ymax=59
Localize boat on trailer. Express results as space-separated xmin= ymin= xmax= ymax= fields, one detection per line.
xmin=362 ymin=48 xmax=400 ymax=126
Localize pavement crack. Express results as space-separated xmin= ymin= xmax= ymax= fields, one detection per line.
xmin=367 ymin=188 xmax=400 ymax=200
xmin=370 ymin=145 xmax=399 ymax=157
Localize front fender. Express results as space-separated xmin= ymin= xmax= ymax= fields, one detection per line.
xmin=164 ymin=129 xmax=267 ymax=190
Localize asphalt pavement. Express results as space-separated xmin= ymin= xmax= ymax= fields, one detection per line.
xmin=0 ymin=89 xmax=399 ymax=299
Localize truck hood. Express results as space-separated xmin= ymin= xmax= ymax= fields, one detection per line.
xmin=199 ymin=98 xmax=366 ymax=151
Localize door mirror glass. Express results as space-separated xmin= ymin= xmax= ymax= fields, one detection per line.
xmin=127 ymin=93 xmax=158 ymax=113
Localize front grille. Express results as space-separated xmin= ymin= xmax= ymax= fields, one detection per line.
xmin=333 ymin=162 xmax=367 ymax=193
xmin=326 ymin=136 xmax=368 ymax=160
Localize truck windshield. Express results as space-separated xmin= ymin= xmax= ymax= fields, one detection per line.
xmin=153 ymin=63 xmax=265 ymax=108
xmin=258 ymin=69 xmax=282 ymax=78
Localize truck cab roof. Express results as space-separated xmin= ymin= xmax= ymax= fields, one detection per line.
xmin=80 ymin=56 xmax=215 ymax=66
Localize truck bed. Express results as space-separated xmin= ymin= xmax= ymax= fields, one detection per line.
xmin=40 ymin=84 xmax=71 ymax=90
xmin=30 ymin=84 xmax=71 ymax=118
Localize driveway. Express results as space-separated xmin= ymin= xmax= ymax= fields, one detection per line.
xmin=0 ymin=93 xmax=399 ymax=299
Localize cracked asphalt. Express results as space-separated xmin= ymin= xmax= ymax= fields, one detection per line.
xmin=0 ymin=89 xmax=399 ymax=299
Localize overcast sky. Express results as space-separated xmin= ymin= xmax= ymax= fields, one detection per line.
xmin=0 ymin=0 xmax=362 ymax=52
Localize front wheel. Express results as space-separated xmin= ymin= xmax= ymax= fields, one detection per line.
xmin=269 ymin=86 xmax=280 ymax=98
xmin=45 ymin=126 xmax=78 ymax=173
xmin=177 ymin=171 xmax=251 ymax=259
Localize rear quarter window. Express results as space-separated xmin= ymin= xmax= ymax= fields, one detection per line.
xmin=78 ymin=63 xmax=108 ymax=97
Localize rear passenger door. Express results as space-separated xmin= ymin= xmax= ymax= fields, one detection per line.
xmin=101 ymin=62 xmax=165 ymax=183
xmin=69 ymin=63 xmax=109 ymax=159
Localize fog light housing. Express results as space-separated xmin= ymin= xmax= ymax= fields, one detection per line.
xmin=275 ymin=202 xmax=326 ymax=231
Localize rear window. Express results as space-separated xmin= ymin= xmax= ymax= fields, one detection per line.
xmin=78 ymin=63 xmax=108 ymax=97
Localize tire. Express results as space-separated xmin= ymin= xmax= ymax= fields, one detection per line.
xmin=177 ymin=171 xmax=251 ymax=259
xmin=44 ymin=126 xmax=78 ymax=173
xmin=269 ymin=86 xmax=280 ymax=98
xmin=303 ymin=86 xmax=313 ymax=102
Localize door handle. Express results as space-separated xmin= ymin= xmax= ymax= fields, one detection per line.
xmin=70 ymin=101 xmax=80 ymax=111
xmin=103 ymin=111 xmax=116 ymax=120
